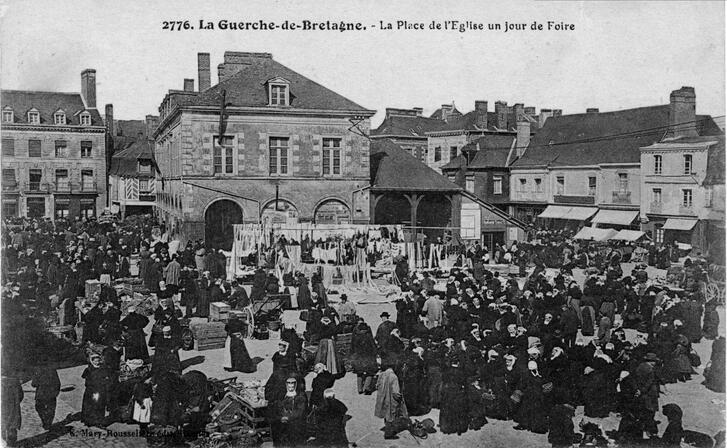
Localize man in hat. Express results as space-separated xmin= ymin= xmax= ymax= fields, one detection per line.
xmin=375 ymin=312 xmax=396 ymax=349
xmin=337 ymin=294 xmax=356 ymax=323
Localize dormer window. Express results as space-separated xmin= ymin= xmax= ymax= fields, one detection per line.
xmin=80 ymin=112 xmax=91 ymax=126
xmin=2 ymin=108 xmax=13 ymax=123
xmin=28 ymin=109 xmax=40 ymax=124
xmin=267 ymin=77 xmax=291 ymax=106
xmin=54 ymin=110 xmax=66 ymax=125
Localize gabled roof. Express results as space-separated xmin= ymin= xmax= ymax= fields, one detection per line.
xmin=704 ymin=136 xmax=725 ymax=185
xmin=0 ymin=90 xmax=103 ymax=126
xmin=168 ymin=54 xmax=372 ymax=113
xmin=371 ymin=115 xmax=448 ymax=138
xmin=441 ymin=135 xmax=516 ymax=171
xmin=511 ymin=105 xmax=723 ymax=168
xmin=370 ymin=139 xmax=461 ymax=192
xmin=109 ymin=139 xmax=154 ymax=177
xmin=113 ymin=120 xmax=148 ymax=153
xmin=429 ymin=105 xmax=462 ymax=120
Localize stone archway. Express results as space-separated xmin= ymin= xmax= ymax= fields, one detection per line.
xmin=314 ymin=199 xmax=351 ymax=224
xmin=204 ymin=199 xmax=243 ymax=250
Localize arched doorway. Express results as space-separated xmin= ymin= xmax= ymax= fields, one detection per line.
xmin=205 ymin=199 xmax=243 ymax=250
xmin=314 ymin=199 xmax=351 ymax=224
xmin=261 ymin=199 xmax=298 ymax=227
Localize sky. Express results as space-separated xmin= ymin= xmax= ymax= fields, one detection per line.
xmin=0 ymin=0 xmax=724 ymax=127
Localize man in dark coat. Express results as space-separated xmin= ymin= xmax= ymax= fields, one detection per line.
xmin=375 ymin=312 xmax=395 ymax=349
xmin=120 ymin=306 xmax=149 ymax=362
xmin=313 ymin=389 xmax=349 ymax=447
xmin=31 ymin=363 xmax=61 ymax=430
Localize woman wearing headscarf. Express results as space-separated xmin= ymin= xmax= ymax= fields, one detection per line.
xmin=439 ymin=353 xmax=470 ymax=435
xmin=224 ymin=320 xmax=257 ymax=373
xmin=314 ymin=316 xmax=342 ymax=375
xmin=583 ymin=345 xmax=613 ymax=418
xmin=401 ymin=346 xmax=430 ymax=416
xmin=312 ymin=389 xmax=349 ymax=448
xmin=81 ymin=353 xmax=111 ymax=427
xmin=269 ymin=376 xmax=307 ymax=447
xmin=120 ymin=305 xmax=149 ymax=362
xmin=513 ymin=360 xmax=547 ymax=433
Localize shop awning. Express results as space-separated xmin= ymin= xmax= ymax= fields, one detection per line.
xmin=612 ymin=230 xmax=649 ymax=241
xmin=663 ymin=218 xmax=698 ymax=231
xmin=538 ymin=205 xmax=572 ymax=219
xmin=592 ymin=209 xmax=639 ymax=226
xmin=573 ymin=227 xmax=618 ymax=241
xmin=566 ymin=206 xmax=599 ymax=221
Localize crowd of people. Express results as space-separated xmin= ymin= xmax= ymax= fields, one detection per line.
xmin=0 ymin=214 xmax=725 ymax=448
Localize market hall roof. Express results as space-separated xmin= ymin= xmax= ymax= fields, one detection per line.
xmin=1 ymin=90 xmax=103 ymax=126
xmin=510 ymin=105 xmax=723 ymax=168
xmin=163 ymin=52 xmax=374 ymax=114
xmin=370 ymin=139 xmax=462 ymax=192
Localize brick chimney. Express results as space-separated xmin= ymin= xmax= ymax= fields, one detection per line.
xmin=413 ymin=107 xmax=423 ymax=117
xmin=440 ymin=104 xmax=453 ymax=122
xmin=669 ymin=86 xmax=697 ymax=138
xmin=81 ymin=69 xmax=96 ymax=109
xmin=512 ymin=103 xmax=524 ymax=129
xmin=516 ymin=119 xmax=531 ymax=157
xmin=475 ymin=101 xmax=488 ymax=129
xmin=183 ymin=79 xmax=195 ymax=92
xmin=105 ymin=104 xmax=114 ymax=136
xmin=495 ymin=101 xmax=508 ymax=129
xmin=539 ymin=109 xmax=552 ymax=128
xmin=524 ymin=106 xmax=536 ymax=116
xmin=552 ymin=109 xmax=563 ymax=117
xmin=197 ymin=53 xmax=211 ymax=91
xmin=586 ymin=108 xmax=599 ymax=114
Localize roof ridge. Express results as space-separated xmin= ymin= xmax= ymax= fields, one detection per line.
xmin=1 ymin=89 xmax=82 ymax=96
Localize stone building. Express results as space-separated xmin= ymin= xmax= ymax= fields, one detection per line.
xmin=153 ymin=51 xmax=375 ymax=249
xmin=1 ymin=70 xmax=108 ymax=218
xmin=639 ymin=87 xmax=725 ymax=253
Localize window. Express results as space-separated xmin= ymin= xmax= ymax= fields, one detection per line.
xmin=269 ymin=84 xmax=289 ymax=106
xmin=534 ymin=178 xmax=543 ymax=192
xmin=519 ymin=178 xmax=527 ymax=192
xmin=493 ymin=176 xmax=503 ymax=194
xmin=80 ymin=198 xmax=95 ymax=218
xmin=466 ymin=176 xmax=475 ymax=193
xmin=28 ymin=139 xmax=42 ymax=157
xmin=28 ymin=169 xmax=42 ymax=191
xmin=683 ymin=154 xmax=693 ymax=175
xmin=588 ymin=176 xmax=597 ymax=196
xmin=618 ymin=173 xmax=628 ymax=192
xmin=81 ymin=170 xmax=94 ymax=191
xmin=322 ymin=138 xmax=342 ymax=175
xmin=654 ymin=155 xmax=662 ymax=174
xmin=652 ymin=188 xmax=662 ymax=203
xmin=138 ymin=161 xmax=152 ymax=174
xmin=556 ymin=176 xmax=565 ymax=195
xmin=81 ymin=141 xmax=92 ymax=158
xmin=421 ymin=148 xmax=428 ymax=162
xmin=706 ymin=186 xmax=713 ymax=208
xmin=55 ymin=140 xmax=68 ymax=158
xmin=26 ymin=197 xmax=45 ymax=218
xmin=54 ymin=198 xmax=70 ymax=219
xmin=80 ymin=112 xmax=91 ymax=126
xmin=450 ymin=146 xmax=458 ymax=160
xmin=682 ymin=189 xmax=693 ymax=208
xmin=2 ymin=138 xmax=14 ymax=156
xmin=2 ymin=199 xmax=18 ymax=217
xmin=213 ymin=136 xmax=234 ymax=174
xmin=54 ymin=111 xmax=66 ymax=125
xmin=2 ymin=169 xmax=16 ymax=188
xmin=434 ymin=147 xmax=442 ymax=162
xmin=139 ymin=179 xmax=150 ymax=191
xmin=27 ymin=110 xmax=40 ymax=124
xmin=2 ymin=108 xmax=13 ymax=123
xmin=655 ymin=224 xmax=664 ymax=244
xmin=55 ymin=169 xmax=69 ymax=191
xmin=269 ymin=137 xmax=289 ymax=175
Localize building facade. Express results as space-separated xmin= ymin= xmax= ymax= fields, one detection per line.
xmin=370 ymin=107 xmax=450 ymax=161
xmin=153 ymin=52 xmax=375 ymax=249
xmin=1 ymin=70 xmax=108 ymax=219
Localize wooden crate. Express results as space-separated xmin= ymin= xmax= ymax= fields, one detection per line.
xmin=190 ymin=321 xmax=227 ymax=337
xmin=85 ymin=280 xmax=102 ymax=299
xmin=210 ymin=393 xmax=270 ymax=436
xmin=210 ymin=302 xmax=231 ymax=321
xmin=195 ymin=338 xmax=226 ymax=351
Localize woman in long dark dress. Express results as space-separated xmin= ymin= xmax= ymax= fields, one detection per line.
xmin=81 ymin=353 xmax=111 ymax=427
xmin=514 ymin=360 xmax=548 ymax=434
xmin=348 ymin=318 xmax=378 ymax=394
xmin=439 ymin=358 xmax=469 ymax=435
xmin=120 ymin=306 xmax=149 ymax=362
xmin=401 ymin=347 xmax=430 ymax=416
xmin=583 ymin=350 xmax=613 ymax=418
xmin=228 ymin=332 xmax=257 ymax=373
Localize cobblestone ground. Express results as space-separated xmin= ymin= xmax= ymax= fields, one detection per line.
xmin=14 ymin=263 xmax=727 ymax=447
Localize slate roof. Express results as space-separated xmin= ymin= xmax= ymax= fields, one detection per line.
xmin=441 ymin=135 xmax=516 ymax=171
xmin=168 ymin=54 xmax=371 ymax=113
xmin=370 ymin=139 xmax=461 ymax=192
xmin=113 ymin=120 xmax=148 ymax=153
xmin=109 ymin=139 xmax=154 ymax=177
xmin=511 ymin=106 xmax=723 ymax=168
xmin=430 ymin=105 xmax=463 ymax=120
xmin=1 ymin=90 xmax=103 ymax=126
xmin=371 ymin=115 xmax=448 ymax=137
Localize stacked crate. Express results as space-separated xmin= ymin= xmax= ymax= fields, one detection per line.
xmin=210 ymin=302 xmax=231 ymax=322
xmin=190 ymin=321 xmax=227 ymax=351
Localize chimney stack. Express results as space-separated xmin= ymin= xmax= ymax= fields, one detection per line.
xmin=183 ymin=78 xmax=195 ymax=92
xmin=495 ymin=101 xmax=508 ymax=129
xmin=105 ymin=104 xmax=114 ymax=137
xmin=81 ymin=69 xmax=97 ymax=109
xmin=197 ymin=53 xmax=211 ymax=91
xmin=539 ymin=109 xmax=553 ymax=128
xmin=524 ymin=106 xmax=536 ymax=116
xmin=552 ymin=109 xmax=563 ymax=117
xmin=413 ymin=107 xmax=423 ymax=117
xmin=145 ymin=115 xmax=159 ymax=138
xmin=586 ymin=108 xmax=599 ymax=114
xmin=669 ymin=86 xmax=697 ymax=138
xmin=474 ymin=101 xmax=488 ymax=129
xmin=516 ymin=119 xmax=531 ymax=157
xmin=512 ymin=103 xmax=525 ymax=129
xmin=440 ymin=104 xmax=453 ymax=122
